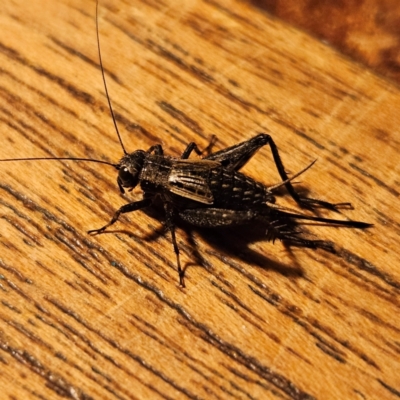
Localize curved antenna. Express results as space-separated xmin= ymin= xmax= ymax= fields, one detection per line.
xmin=0 ymin=157 xmax=118 ymax=168
xmin=96 ymin=0 xmax=127 ymax=154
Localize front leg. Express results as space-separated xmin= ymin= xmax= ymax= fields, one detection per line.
xmin=181 ymin=135 xmax=217 ymax=159
xmin=147 ymin=144 xmax=163 ymax=155
xmin=88 ymin=198 xmax=152 ymax=235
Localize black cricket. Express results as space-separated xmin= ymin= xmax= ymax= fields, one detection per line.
xmin=0 ymin=1 xmax=371 ymax=287
xmin=90 ymin=133 xmax=371 ymax=287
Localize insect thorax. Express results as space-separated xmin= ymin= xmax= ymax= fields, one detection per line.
xmin=140 ymin=154 xmax=174 ymax=193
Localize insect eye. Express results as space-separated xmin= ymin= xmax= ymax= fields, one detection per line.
xmin=118 ymin=167 xmax=139 ymax=189
xmin=120 ymin=167 xmax=130 ymax=179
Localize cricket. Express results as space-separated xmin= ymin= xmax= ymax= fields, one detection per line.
xmin=0 ymin=1 xmax=372 ymax=287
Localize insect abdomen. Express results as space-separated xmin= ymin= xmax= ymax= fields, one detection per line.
xmin=210 ymin=169 xmax=269 ymax=208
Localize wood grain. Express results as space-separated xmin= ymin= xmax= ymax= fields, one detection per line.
xmin=0 ymin=0 xmax=399 ymax=399
xmin=252 ymin=0 xmax=400 ymax=85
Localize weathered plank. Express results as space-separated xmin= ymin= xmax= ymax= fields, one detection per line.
xmin=0 ymin=0 xmax=399 ymax=399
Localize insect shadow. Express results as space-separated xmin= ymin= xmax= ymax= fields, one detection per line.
xmin=0 ymin=1 xmax=372 ymax=288
xmin=186 ymin=223 xmax=307 ymax=278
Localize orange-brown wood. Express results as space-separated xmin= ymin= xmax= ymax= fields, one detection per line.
xmin=252 ymin=0 xmax=400 ymax=85
xmin=0 ymin=0 xmax=399 ymax=399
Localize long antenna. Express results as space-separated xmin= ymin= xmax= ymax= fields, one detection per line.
xmin=96 ymin=0 xmax=127 ymax=154
xmin=0 ymin=157 xmax=118 ymax=167
xmin=0 ymin=3 xmax=123 ymax=167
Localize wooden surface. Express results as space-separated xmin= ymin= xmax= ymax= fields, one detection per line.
xmin=252 ymin=0 xmax=400 ymax=85
xmin=0 ymin=0 xmax=399 ymax=399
